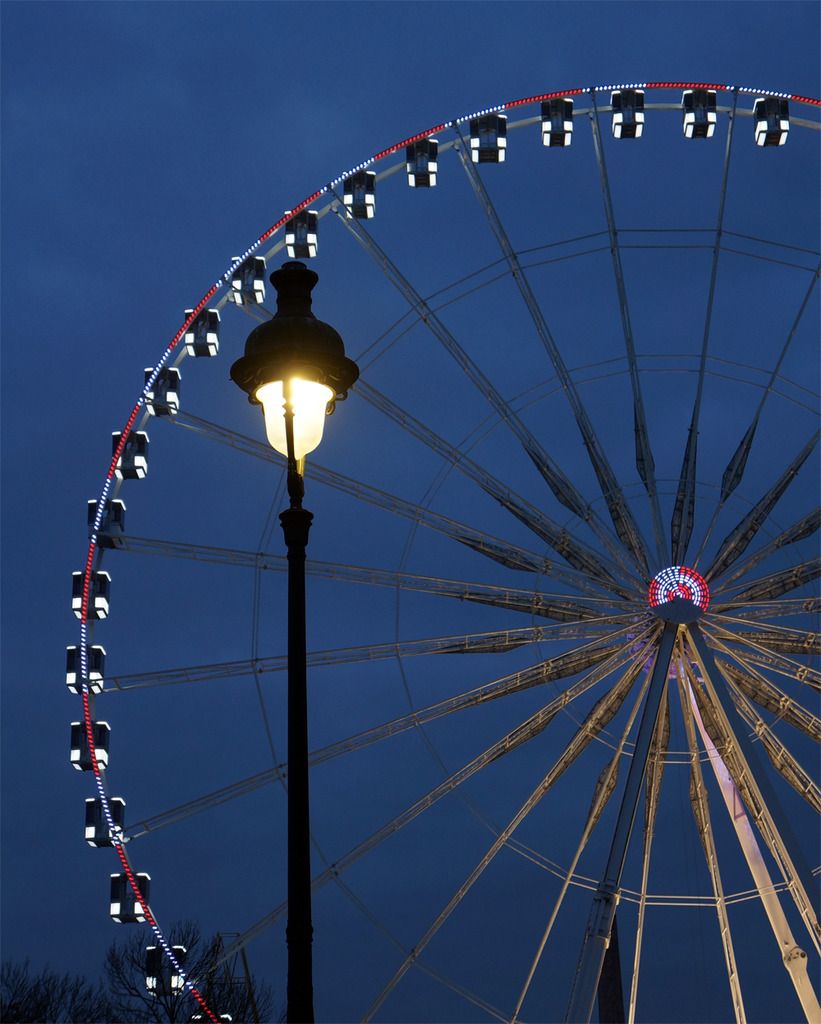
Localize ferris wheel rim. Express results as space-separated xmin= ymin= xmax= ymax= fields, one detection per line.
xmin=74 ymin=79 xmax=820 ymax=1022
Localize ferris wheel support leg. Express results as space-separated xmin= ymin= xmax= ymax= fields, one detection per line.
xmin=687 ymin=681 xmax=820 ymax=1023
xmin=686 ymin=625 xmax=820 ymax=952
xmin=565 ymin=622 xmax=678 ymax=1024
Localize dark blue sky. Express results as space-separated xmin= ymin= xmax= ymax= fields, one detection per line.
xmin=2 ymin=3 xmax=819 ymax=1022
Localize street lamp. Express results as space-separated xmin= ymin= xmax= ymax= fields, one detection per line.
xmin=230 ymin=261 xmax=359 ymax=1024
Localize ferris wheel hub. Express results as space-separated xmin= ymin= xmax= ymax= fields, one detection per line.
xmin=648 ymin=565 xmax=710 ymax=622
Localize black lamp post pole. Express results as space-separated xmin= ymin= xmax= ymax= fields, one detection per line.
xmin=282 ymin=404 xmax=315 ymax=1024
xmin=230 ymin=262 xmax=360 ymax=1024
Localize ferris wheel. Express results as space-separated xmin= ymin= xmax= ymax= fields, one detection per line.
xmin=70 ymin=81 xmax=820 ymax=1023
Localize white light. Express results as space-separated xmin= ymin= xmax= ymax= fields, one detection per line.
xmin=255 ymin=378 xmax=334 ymax=460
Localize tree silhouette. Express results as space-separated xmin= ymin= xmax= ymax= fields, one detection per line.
xmin=1 ymin=960 xmax=113 ymax=1022
xmin=104 ymin=920 xmax=276 ymax=1023
xmin=2 ymin=922 xmax=277 ymax=1023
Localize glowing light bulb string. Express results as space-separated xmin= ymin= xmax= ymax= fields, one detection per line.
xmin=76 ymin=81 xmax=819 ymax=1015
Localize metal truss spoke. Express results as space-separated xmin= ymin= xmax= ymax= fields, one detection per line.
xmin=105 ymin=616 xmax=634 ymax=693
xmin=588 ymin=95 xmax=667 ymax=568
xmin=709 ymin=508 xmax=820 ymax=592
xmin=693 ymin=264 xmax=821 ymax=565
xmin=719 ymin=265 xmax=820 ymax=505
xmin=713 ymin=557 xmax=821 ymax=605
xmin=627 ymin=689 xmax=671 ymax=1024
xmin=364 ymin=650 xmax=650 ymax=1022
xmin=675 ymin=662 xmax=747 ymax=1024
xmin=724 ymin=675 xmax=821 ymax=814
xmin=106 ymin=531 xmax=621 ymax=621
xmin=451 ymin=128 xmax=653 ymax=575
xmin=356 ymin=380 xmax=641 ymax=594
xmin=671 ymin=92 xmax=737 ymax=566
xmin=684 ymin=626 xmax=821 ymax=957
xmin=126 ymin=765 xmax=285 ymax=838
xmin=126 ymin=625 xmax=653 ymax=841
xmin=704 ymin=622 xmax=821 ymax=691
xmin=167 ymin=409 xmax=625 ymax=599
xmin=703 ymin=643 xmax=820 ymax=742
xmin=712 ymin=597 xmax=821 ymax=621
xmin=705 ymin=431 xmax=820 ymax=583
xmin=512 ymin=659 xmax=653 ymax=1023
xmin=328 ymin=193 xmax=647 ymax=578
xmin=219 ymin=633 xmax=656 ymax=964
xmin=711 ymin=621 xmax=821 ymax=657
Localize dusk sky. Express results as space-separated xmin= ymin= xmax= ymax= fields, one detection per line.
xmin=1 ymin=3 xmax=819 ymax=1022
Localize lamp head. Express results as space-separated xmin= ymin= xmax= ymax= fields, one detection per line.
xmin=230 ymin=261 xmax=359 ymax=458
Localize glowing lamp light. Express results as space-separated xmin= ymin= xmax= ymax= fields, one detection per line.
xmin=256 ymin=378 xmax=335 ymax=460
xmin=230 ymin=261 xmax=359 ymax=465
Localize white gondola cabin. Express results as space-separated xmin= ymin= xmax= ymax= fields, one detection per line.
xmin=754 ymin=96 xmax=789 ymax=146
xmin=112 ymin=431 xmax=148 ymax=480
xmin=343 ymin=171 xmax=376 ymax=218
xmin=285 ymin=210 xmax=318 ymax=258
xmin=184 ymin=309 xmax=220 ymax=357
xmin=144 ymin=367 xmax=180 ymax=416
xmin=72 ymin=570 xmax=111 ymax=620
xmin=541 ymin=98 xmax=573 ymax=147
xmin=229 ymin=257 xmax=266 ymax=305
xmin=682 ymin=89 xmax=717 ymax=138
xmin=70 ymin=720 xmax=110 ymax=771
xmin=145 ymin=945 xmax=186 ymax=995
xmin=470 ymin=114 xmax=507 ymax=162
xmin=110 ymin=872 xmax=150 ymax=923
xmin=406 ymin=139 xmax=438 ymax=186
xmin=88 ymin=498 xmax=125 ymax=547
xmin=85 ymin=797 xmax=125 ymax=847
xmin=611 ymin=89 xmax=645 ymax=139
xmin=66 ymin=644 xmax=105 ymax=694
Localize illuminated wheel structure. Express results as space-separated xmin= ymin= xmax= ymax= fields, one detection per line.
xmin=72 ymin=82 xmax=821 ymax=1024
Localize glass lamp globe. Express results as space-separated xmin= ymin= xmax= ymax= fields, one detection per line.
xmin=255 ymin=377 xmax=335 ymax=460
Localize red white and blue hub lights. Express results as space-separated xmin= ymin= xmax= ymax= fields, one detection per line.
xmin=73 ymin=81 xmax=817 ymax=1016
xmin=648 ymin=565 xmax=710 ymax=617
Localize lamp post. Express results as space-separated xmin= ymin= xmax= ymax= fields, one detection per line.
xmin=230 ymin=261 xmax=359 ymax=1024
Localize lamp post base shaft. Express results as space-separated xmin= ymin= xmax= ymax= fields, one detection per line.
xmin=281 ymin=505 xmax=315 ymax=1024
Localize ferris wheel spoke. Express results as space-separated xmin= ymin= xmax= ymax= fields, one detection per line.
xmin=511 ymin=656 xmax=653 ymax=1023
xmin=124 ymin=628 xmax=648 ymax=841
xmin=104 ymin=617 xmax=634 ymax=693
xmin=712 ymin=596 xmax=820 ymax=621
xmin=104 ymin=531 xmax=625 ymax=620
xmin=709 ymin=508 xmax=821 ymax=593
xmin=355 ymin=380 xmax=640 ymax=594
xmin=330 ymin=874 xmax=510 ymax=1024
xmin=675 ymin=665 xmax=747 ymax=1024
xmin=711 ymin=556 xmax=821 ymax=606
xmin=704 ymin=643 xmax=820 ymax=741
xmin=166 ymin=409 xmax=626 ymax=598
xmin=702 ymin=649 xmax=821 ymax=813
xmin=692 ymin=263 xmax=821 ymax=567
xmin=588 ymin=95 xmax=666 ymax=569
xmin=363 ymin=650 xmax=648 ymax=1022
xmin=710 ymin=621 xmax=821 ymax=657
xmin=451 ymin=125 xmax=653 ymax=577
xmin=703 ymin=621 xmax=821 ymax=691
xmin=220 ymin=636 xmax=654 ymax=965
xmin=328 ymin=194 xmax=648 ymax=578
xmin=704 ymin=430 xmax=820 ymax=584
xmin=671 ymin=95 xmax=738 ymax=566
xmin=684 ymin=626 xmax=821 ymax=956
xmin=716 ymin=264 xmax=820 ymax=505
xmin=627 ymin=682 xmax=671 ymax=1024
